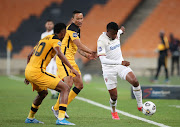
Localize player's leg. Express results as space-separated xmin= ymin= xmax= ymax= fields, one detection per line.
xmin=126 ymin=72 xmax=143 ymax=111
xmin=54 ymin=79 xmax=75 ymax=125
xmin=164 ymin=56 xmax=169 ymax=83
xmin=103 ymin=66 xmax=120 ymax=120
xmin=53 ymin=76 xmax=73 ymax=119
xmin=154 ymin=57 xmax=162 ymax=81
xmin=68 ymin=75 xmax=83 ymax=104
xmin=25 ymin=90 xmax=48 ymax=124
xmin=108 ymin=87 xmax=120 ymax=120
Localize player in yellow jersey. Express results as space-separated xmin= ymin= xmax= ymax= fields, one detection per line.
xmin=51 ymin=10 xmax=97 ymax=118
xmin=24 ymin=23 xmax=80 ymax=125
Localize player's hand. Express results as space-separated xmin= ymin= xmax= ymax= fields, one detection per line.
xmin=70 ymin=68 xmax=80 ymax=78
xmin=120 ymin=26 xmax=125 ymax=33
xmin=24 ymin=78 xmax=29 ymax=85
xmin=87 ymin=54 xmax=97 ymax=60
xmin=91 ymin=51 xmax=98 ymax=59
xmin=122 ymin=61 xmax=130 ymax=66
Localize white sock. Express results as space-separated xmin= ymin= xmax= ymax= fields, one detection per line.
xmin=133 ymin=85 xmax=143 ymax=107
xmin=109 ymin=98 xmax=117 ymax=112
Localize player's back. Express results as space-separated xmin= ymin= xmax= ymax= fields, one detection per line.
xmin=27 ymin=34 xmax=61 ymax=70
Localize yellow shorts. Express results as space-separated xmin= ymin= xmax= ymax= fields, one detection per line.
xmin=56 ymin=60 xmax=81 ymax=80
xmin=25 ymin=66 xmax=61 ymax=92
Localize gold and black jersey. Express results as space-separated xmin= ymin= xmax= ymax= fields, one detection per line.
xmin=60 ymin=23 xmax=80 ymax=61
xmin=28 ymin=34 xmax=61 ymax=69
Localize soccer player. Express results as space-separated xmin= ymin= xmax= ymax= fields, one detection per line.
xmin=41 ymin=19 xmax=54 ymax=39
xmin=97 ymin=22 xmax=143 ymax=120
xmin=51 ymin=10 xmax=97 ymax=118
xmin=24 ymin=23 xmax=80 ymax=125
xmin=41 ymin=20 xmax=58 ymax=99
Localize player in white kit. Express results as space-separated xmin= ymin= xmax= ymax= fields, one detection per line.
xmin=41 ymin=20 xmax=58 ymax=99
xmin=97 ymin=22 xmax=143 ymax=120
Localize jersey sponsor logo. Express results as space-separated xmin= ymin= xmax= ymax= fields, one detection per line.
xmin=110 ymin=44 xmax=120 ymax=50
xmin=58 ymin=41 xmax=61 ymax=46
xmin=73 ymin=33 xmax=78 ymax=37
xmin=98 ymin=47 xmax=102 ymax=52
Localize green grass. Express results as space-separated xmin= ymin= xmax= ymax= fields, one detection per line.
xmin=0 ymin=75 xmax=180 ymax=127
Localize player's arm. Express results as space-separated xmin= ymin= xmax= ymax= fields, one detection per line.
xmin=27 ymin=49 xmax=34 ymax=64
xmin=54 ymin=46 xmax=80 ymax=77
xmin=77 ymin=49 xmax=96 ymax=60
xmin=24 ymin=48 xmax=35 ymax=85
xmin=73 ymin=39 xmax=96 ymax=55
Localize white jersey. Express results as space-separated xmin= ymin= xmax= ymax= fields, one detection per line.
xmin=97 ymin=30 xmax=124 ymax=64
xmin=41 ymin=30 xmax=54 ymax=39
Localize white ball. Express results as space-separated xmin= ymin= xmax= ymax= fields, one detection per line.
xmin=83 ymin=74 xmax=92 ymax=83
xmin=142 ymin=101 xmax=156 ymax=116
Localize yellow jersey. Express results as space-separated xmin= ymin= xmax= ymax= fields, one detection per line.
xmin=60 ymin=23 xmax=80 ymax=61
xmin=27 ymin=34 xmax=61 ymax=70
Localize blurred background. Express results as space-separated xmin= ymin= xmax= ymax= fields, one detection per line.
xmin=0 ymin=0 xmax=180 ymax=79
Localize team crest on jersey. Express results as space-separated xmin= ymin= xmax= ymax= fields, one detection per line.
xmin=58 ymin=41 xmax=61 ymax=46
xmin=73 ymin=33 xmax=78 ymax=37
xmin=98 ymin=47 xmax=102 ymax=52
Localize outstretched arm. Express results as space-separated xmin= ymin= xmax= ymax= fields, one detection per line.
xmin=77 ymin=49 xmax=96 ymax=60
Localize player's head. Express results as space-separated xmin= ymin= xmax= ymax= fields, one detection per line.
xmin=45 ymin=19 xmax=54 ymax=32
xmin=106 ymin=22 xmax=119 ymax=40
xmin=72 ymin=10 xmax=83 ymax=27
xmin=54 ymin=23 xmax=66 ymax=41
xmin=159 ymin=30 xmax=164 ymax=38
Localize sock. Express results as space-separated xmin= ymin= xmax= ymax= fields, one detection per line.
xmin=53 ymin=87 xmax=81 ymax=110
xmin=27 ymin=103 xmax=40 ymax=119
xmin=133 ymin=85 xmax=143 ymax=107
xmin=54 ymin=94 xmax=60 ymax=110
xmin=67 ymin=87 xmax=80 ymax=105
xmin=58 ymin=104 xmax=67 ymax=120
xmin=109 ymin=98 xmax=117 ymax=112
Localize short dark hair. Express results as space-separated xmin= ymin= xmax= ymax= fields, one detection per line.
xmin=54 ymin=23 xmax=66 ymax=34
xmin=107 ymin=22 xmax=119 ymax=31
xmin=72 ymin=10 xmax=82 ymax=17
xmin=46 ymin=19 xmax=53 ymax=23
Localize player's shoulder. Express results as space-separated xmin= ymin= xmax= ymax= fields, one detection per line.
xmin=67 ymin=23 xmax=79 ymax=33
xmin=98 ymin=32 xmax=108 ymax=42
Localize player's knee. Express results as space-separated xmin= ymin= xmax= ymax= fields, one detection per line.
xmin=132 ymin=78 xmax=139 ymax=87
xmin=75 ymin=81 xmax=84 ymax=90
xmin=111 ymin=94 xmax=117 ymax=101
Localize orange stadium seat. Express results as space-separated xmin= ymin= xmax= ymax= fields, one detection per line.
xmin=79 ymin=0 xmax=141 ymax=62
xmin=0 ymin=0 xmax=63 ymax=38
xmin=122 ymin=0 xmax=180 ymax=57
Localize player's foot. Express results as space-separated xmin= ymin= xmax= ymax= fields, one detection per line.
xmin=164 ymin=79 xmax=169 ymax=84
xmin=56 ymin=118 xmax=75 ymax=125
xmin=25 ymin=118 xmax=44 ymax=124
xmin=111 ymin=112 xmax=120 ymax=120
xmin=137 ymin=107 xmax=143 ymax=111
xmin=51 ymin=106 xmax=69 ymax=119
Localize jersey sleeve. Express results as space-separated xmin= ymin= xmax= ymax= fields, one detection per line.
xmin=67 ymin=30 xmax=80 ymax=41
xmin=52 ymin=39 xmax=62 ymax=48
xmin=118 ymin=29 xmax=123 ymax=35
xmin=97 ymin=40 xmax=106 ymax=56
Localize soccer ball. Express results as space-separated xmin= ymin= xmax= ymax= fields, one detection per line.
xmin=83 ymin=74 xmax=92 ymax=83
xmin=142 ymin=101 xmax=156 ymax=116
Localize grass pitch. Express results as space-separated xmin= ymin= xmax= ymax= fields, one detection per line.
xmin=0 ymin=75 xmax=180 ymax=127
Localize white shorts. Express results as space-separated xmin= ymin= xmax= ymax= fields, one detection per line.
xmin=102 ymin=65 xmax=133 ymax=90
